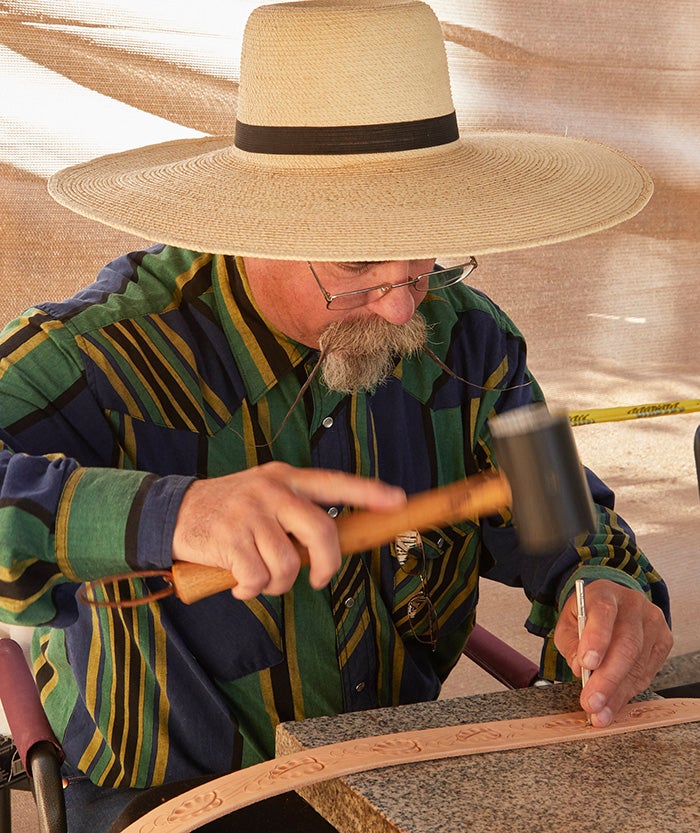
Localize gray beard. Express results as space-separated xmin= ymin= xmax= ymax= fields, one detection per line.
xmin=318 ymin=313 xmax=428 ymax=394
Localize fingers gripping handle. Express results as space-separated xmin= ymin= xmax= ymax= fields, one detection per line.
xmin=171 ymin=471 xmax=511 ymax=604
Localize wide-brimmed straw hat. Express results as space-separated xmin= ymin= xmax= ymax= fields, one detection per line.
xmin=48 ymin=0 xmax=652 ymax=261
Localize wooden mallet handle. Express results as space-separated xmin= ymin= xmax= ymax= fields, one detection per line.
xmin=171 ymin=470 xmax=510 ymax=604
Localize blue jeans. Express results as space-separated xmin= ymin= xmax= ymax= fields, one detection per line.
xmin=61 ymin=765 xmax=241 ymax=833
xmin=62 ymin=764 xmax=144 ymax=833
xmin=62 ymin=764 xmax=338 ymax=833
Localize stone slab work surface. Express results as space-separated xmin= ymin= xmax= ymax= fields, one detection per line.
xmin=276 ymin=684 xmax=700 ymax=833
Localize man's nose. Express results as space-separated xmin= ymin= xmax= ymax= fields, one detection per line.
xmin=366 ymin=262 xmax=417 ymax=325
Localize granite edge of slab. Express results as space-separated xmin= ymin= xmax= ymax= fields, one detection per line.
xmin=275 ymin=654 xmax=700 ymax=833
xmin=275 ymin=684 xmax=641 ymax=833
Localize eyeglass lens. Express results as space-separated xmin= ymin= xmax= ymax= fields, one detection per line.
xmin=326 ymin=259 xmax=477 ymax=310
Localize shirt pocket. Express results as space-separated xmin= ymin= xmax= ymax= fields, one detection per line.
xmin=391 ymin=522 xmax=480 ymax=644
xmin=160 ymin=591 xmax=284 ymax=682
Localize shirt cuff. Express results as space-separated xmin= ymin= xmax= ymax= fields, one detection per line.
xmin=558 ymin=564 xmax=647 ymax=612
xmin=55 ymin=468 xmax=195 ymax=580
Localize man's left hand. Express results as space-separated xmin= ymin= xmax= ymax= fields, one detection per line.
xmin=554 ymin=579 xmax=673 ymax=727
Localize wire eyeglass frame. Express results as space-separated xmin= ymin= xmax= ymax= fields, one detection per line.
xmin=308 ymin=258 xmax=478 ymax=310
xmin=395 ymin=530 xmax=439 ymax=651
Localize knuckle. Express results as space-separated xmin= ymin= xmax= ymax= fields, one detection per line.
xmin=237 ymin=564 xmax=270 ymax=593
xmin=277 ymin=551 xmax=303 ymax=584
xmin=595 ymin=595 xmax=619 ymax=620
xmin=649 ymin=634 xmax=673 ymax=670
xmin=614 ymin=631 xmax=645 ymax=665
xmin=316 ymin=509 xmax=340 ymax=539
xmin=260 ymin=460 xmax=284 ymax=473
xmin=647 ymin=603 xmax=670 ymax=628
xmin=629 ymin=658 xmax=654 ymax=690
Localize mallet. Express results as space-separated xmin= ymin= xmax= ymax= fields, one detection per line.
xmin=81 ymin=404 xmax=597 ymax=607
xmin=489 ymin=403 xmax=597 ymax=553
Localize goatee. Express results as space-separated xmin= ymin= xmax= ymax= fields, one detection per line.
xmin=318 ymin=313 xmax=427 ymax=394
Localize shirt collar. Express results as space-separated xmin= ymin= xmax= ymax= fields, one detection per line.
xmin=212 ymin=255 xmax=315 ymax=403
xmin=211 ymin=255 xmax=457 ymax=407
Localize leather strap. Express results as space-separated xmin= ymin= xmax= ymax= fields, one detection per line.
xmin=122 ymin=698 xmax=700 ymax=833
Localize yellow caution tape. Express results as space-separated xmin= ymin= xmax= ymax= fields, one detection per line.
xmin=568 ymin=399 xmax=700 ymax=426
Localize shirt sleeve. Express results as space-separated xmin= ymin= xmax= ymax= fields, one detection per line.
xmin=472 ymin=303 xmax=670 ymax=681
xmin=0 ymin=309 xmax=194 ymax=628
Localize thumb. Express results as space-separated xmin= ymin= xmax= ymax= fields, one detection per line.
xmin=553 ymin=594 xmax=583 ymax=677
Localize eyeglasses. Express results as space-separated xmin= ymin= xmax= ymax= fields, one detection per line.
xmin=308 ymin=258 xmax=478 ymax=311
xmin=394 ymin=530 xmax=439 ymax=651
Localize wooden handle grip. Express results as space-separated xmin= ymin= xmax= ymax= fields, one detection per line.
xmin=172 ymin=470 xmax=510 ymax=604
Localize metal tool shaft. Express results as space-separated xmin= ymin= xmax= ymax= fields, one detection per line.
xmin=575 ymin=578 xmax=591 ymax=688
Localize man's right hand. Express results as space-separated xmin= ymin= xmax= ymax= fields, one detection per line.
xmin=171 ymin=462 xmax=406 ymax=599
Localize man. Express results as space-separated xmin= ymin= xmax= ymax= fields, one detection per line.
xmin=0 ymin=2 xmax=672 ymax=830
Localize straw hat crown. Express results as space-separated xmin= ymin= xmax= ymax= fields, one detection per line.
xmin=48 ymin=0 xmax=652 ymax=261
xmin=237 ymin=1 xmax=454 ymax=130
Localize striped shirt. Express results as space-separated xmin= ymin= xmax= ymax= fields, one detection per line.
xmin=0 ymin=246 xmax=669 ymax=787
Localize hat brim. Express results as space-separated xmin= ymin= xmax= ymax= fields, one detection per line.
xmin=48 ymin=132 xmax=652 ymax=261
